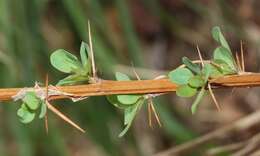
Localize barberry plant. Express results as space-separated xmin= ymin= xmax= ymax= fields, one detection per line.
xmin=15 ymin=26 xmax=240 ymax=137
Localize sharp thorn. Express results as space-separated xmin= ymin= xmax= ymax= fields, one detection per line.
xmin=88 ymin=20 xmax=96 ymax=79
xmin=208 ymin=83 xmax=221 ymax=111
xmin=235 ymin=52 xmax=242 ymax=72
xmin=150 ymin=99 xmax=162 ymax=127
xmin=196 ymin=45 xmax=204 ymax=67
xmin=148 ymin=100 xmax=152 ymax=128
xmin=240 ymin=41 xmax=245 ymax=72
xmin=131 ymin=62 xmax=141 ymax=81
xmin=46 ymin=101 xmax=85 ymax=133
xmin=45 ymin=74 xmax=49 ymax=134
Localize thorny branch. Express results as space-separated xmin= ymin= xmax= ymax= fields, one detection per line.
xmin=0 ymin=73 xmax=260 ymax=102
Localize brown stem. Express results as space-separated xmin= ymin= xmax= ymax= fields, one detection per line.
xmin=1 ymin=73 xmax=260 ymax=102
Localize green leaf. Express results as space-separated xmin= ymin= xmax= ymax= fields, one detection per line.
xmin=213 ymin=47 xmax=237 ymax=72
xmin=80 ymin=42 xmax=89 ymax=67
xmin=202 ymin=64 xmax=211 ymax=81
xmin=119 ymin=100 xmax=143 ymax=137
xmin=202 ymin=63 xmax=223 ymax=79
xmin=124 ymin=104 xmax=138 ymax=125
xmin=39 ymin=102 xmax=47 ymax=119
xmin=22 ymin=92 xmax=40 ymax=110
xmin=118 ymin=121 xmax=131 ymax=137
xmin=188 ymin=75 xmax=205 ymax=88
xmin=106 ymin=95 xmax=129 ymax=109
xmin=117 ymin=95 xmax=142 ymax=105
xmin=113 ymin=72 xmax=142 ymax=105
xmin=213 ymin=59 xmax=236 ymax=75
xmin=115 ymin=72 xmax=130 ymax=81
xmin=50 ymin=49 xmax=82 ymax=73
xmin=169 ymin=68 xmax=194 ymax=85
xmin=182 ymin=57 xmax=201 ymax=74
xmin=176 ymin=85 xmax=197 ymax=97
xmin=107 ymin=95 xmax=120 ymax=108
xmin=56 ymin=74 xmax=88 ymax=86
xmin=17 ymin=104 xmax=35 ymax=124
xmin=212 ymin=26 xmax=231 ymax=52
xmin=191 ymin=88 xmax=206 ymax=114
xmin=80 ymin=42 xmax=91 ymax=73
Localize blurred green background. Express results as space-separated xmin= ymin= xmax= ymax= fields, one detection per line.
xmin=1 ymin=0 xmax=260 ymax=156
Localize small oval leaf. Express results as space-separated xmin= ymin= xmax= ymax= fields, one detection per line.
xmin=119 ymin=100 xmax=143 ymax=137
xmin=50 ymin=49 xmax=82 ymax=73
xmin=80 ymin=42 xmax=89 ymax=67
xmin=176 ymin=85 xmax=197 ymax=97
xmin=117 ymin=95 xmax=142 ymax=105
xmin=213 ymin=47 xmax=237 ymax=72
xmin=56 ymin=74 xmax=88 ymax=86
xmin=169 ymin=68 xmax=194 ymax=85
xmin=17 ymin=104 xmax=35 ymax=124
xmin=213 ymin=59 xmax=236 ymax=75
xmin=80 ymin=42 xmax=91 ymax=74
xmin=22 ymin=92 xmax=40 ymax=110
xmin=115 ymin=72 xmax=130 ymax=81
xmin=202 ymin=63 xmax=223 ymax=79
xmin=191 ymin=88 xmax=206 ymax=114
xmin=188 ymin=75 xmax=205 ymax=88
xmin=106 ymin=95 xmax=129 ymax=109
xmin=39 ymin=102 xmax=47 ymax=119
xmin=182 ymin=57 xmax=201 ymax=74
xmin=212 ymin=26 xmax=231 ymax=52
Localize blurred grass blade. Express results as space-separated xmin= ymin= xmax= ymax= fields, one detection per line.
xmin=62 ymin=0 xmax=116 ymax=73
xmin=115 ymin=0 xmax=143 ymax=66
xmin=154 ymin=98 xmax=196 ymax=143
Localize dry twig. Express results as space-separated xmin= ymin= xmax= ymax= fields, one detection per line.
xmin=206 ymin=142 xmax=247 ymax=155
xmin=231 ymin=132 xmax=260 ymax=156
xmin=154 ymin=109 xmax=260 ymax=156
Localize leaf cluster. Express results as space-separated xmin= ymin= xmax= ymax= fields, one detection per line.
xmin=17 ymin=92 xmax=47 ymax=123
xmin=168 ymin=26 xmax=238 ymax=113
xmin=107 ymin=72 xmax=145 ymax=137
xmin=50 ymin=42 xmax=92 ymax=86
xmin=17 ymin=42 xmax=92 ymax=124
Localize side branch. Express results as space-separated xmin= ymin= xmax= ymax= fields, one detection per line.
xmin=1 ymin=73 xmax=260 ymax=102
